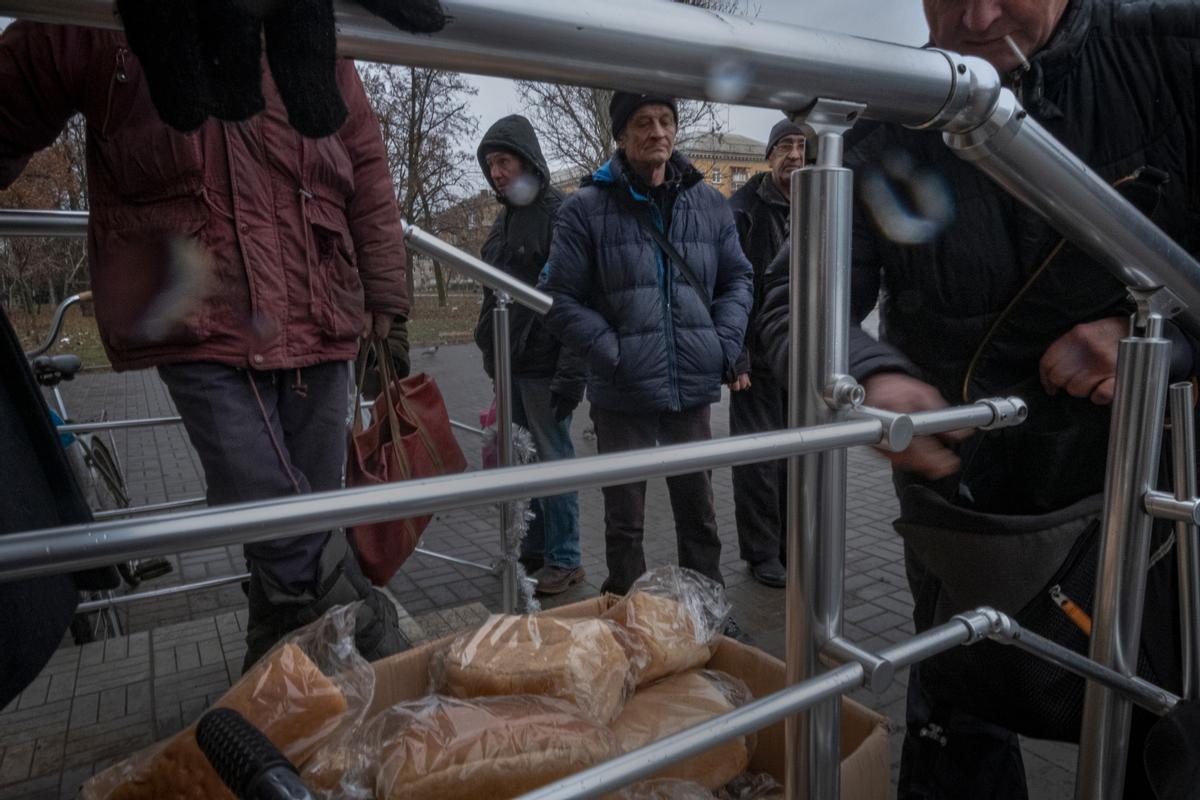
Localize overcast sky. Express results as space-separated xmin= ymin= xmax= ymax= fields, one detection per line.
xmin=463 ymin=0 xmax=931 ymax=162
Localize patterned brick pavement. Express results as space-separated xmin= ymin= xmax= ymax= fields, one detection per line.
xmin=0 ymin=345 xmax=1076 ymax=798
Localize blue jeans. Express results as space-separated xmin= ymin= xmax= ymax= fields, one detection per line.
xmin=511 ymin=376 xmax=581 ymax=569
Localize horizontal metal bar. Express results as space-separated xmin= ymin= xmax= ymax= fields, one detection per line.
xmin=0 ymin=209 xmax=554 ymax=317
xmin=518 ymin=664 xmax=865 ymax=800
xmin=449 ymin=419 xmax=486 ymax=437
xmin=992 ymin=621 xmax=1179 ymax=717
xmin=405 ymin=223 xmax=552 ymax=315
xmin=0 ymin=208 xmax=87 ymax=238
xmin=413 ymin=547 xmax=497 ymax=574
xmin=0 ymin=419 xmax=886 ymax=582
xmin=57 ymin=415 xmax=183 ymax=434
xmin=1145 ymin=490 xmax=1200 ymax=525
xmin=823 ymin=636 xmax=894 ymax=692
xmin=0 ymin=0 xmax=964 ymax=127
xmin=908 ymin=397 xmax=1027 ymax=437
xmin=75 ymin=572 xmax=250 ymax=612
xmin=92 ymin=497 xmax=207 ymax=520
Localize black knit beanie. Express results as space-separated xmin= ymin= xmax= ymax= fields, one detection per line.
xmin=609 ymin=91 xmax=678 ymax=140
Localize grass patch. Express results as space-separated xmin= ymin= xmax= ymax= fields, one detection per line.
xmin=8 ymin=292 xmax=483 ymax=369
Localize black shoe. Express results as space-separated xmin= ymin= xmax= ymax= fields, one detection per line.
xmin=722 ymin=617 xmax=754 ymax=645
xmin=242 ymin=556 xmax=409 ymax=673
xmin=749 ymin=557 xmax=787 ymax=589
xmin=531 ymin=565 xmax=586 ymax=596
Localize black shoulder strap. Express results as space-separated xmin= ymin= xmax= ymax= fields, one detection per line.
xmin=631 ymin=212 xmax=713 ymax=310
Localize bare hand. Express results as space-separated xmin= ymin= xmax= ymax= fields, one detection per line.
xmin=361 ymin=311 xmax=395 ymax=339
xmin=1038 ymin=317 xmax=1126 ymax=405
xmin=728 ymin=373 xmax=752 ymax=392
xmin=863 ymin=372 xmax=970 ymax=480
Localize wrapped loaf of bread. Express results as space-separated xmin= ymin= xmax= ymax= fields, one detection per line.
xmin=94 ymin=644 xmax=349 ymax=800
xmin=83 ymin=604 xmax=373 ymax=800
xmin=610 ymin=670 xmax=755 ymax=790
xmin=434 ymin=613 xmax=641 ymax=724
xmin=603 ymin=566 xmax=732 ymax=686
xmin=604 ymin=591 xmax=714 ymax=685
xmin=306 ymin=695 xmax=621 ymax=800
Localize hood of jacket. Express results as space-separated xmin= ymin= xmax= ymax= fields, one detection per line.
xmin=476 ymin=114 xmax=553 ymax=205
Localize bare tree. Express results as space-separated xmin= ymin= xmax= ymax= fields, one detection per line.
xmin=359 ymin=65 xmax=479 ymax=305
xmin=0 ymin=115 xmax=88 ymax=314
xmin=516 ymin=0 xmax=758 ymax=175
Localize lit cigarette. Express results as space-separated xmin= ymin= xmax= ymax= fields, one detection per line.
xmin=1004 ymin=35 xmax=1032 ymax=71
xmin=1050 ymin=584 xmax=1092 ymax=636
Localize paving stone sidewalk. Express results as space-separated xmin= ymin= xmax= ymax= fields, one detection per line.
xmin=0 ymin=344 xmax=1075 ymax=798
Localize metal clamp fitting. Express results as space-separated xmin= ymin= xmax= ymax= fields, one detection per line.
xmin=979 ymin=397 xmax=1028 ymax=430
xmin=824 ymin=374 xmax=866 ymax=411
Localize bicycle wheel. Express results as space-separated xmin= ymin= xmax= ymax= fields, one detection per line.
xmin=81 ymin=434 xmax=130 ymax=510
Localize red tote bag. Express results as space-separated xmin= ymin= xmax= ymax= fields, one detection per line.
xmin=347 ymin=339 xmax=468 ymax=585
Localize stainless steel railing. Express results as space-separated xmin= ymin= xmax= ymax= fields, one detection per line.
xmin=3 ymin=1 xmax=1200 ymax=797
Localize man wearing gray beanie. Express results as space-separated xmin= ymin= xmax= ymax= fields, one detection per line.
xmin=726 ymin=117 xmax=809 ymax=588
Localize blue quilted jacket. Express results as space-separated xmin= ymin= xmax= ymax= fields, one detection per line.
xmin=539 ymin=152 xmax=752 ymax=413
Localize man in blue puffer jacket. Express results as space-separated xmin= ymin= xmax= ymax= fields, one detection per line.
xmin=539 ymin=91 xmax=753 ymax=595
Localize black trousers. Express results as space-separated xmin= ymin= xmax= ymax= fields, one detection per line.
xmin=729 ymin=366 xmax=787 ymax=565
xmin=158 ymin=360 xmax=351 ymax=596
xmin=590 ymin=404 xmax=723 ymax=594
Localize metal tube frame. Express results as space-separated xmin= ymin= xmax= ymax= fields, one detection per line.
xmin=493 ymin=292 xmax=520 ymax=612
xmin=787 ymin=100 xmax=860 ymax=800
xmin=3 ymin=1 xmax=1200 ymax=796
xmin=1076 ymin=311 xmax=1173 ymax=799
xmin=1168 ymin=383 xmax=1200 ymax=700
xmin=74 ymin=572 xmax=251 ymax=613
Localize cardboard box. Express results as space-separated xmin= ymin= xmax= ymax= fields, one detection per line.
xmin=371 ymin=596 xmax=891 ymax=799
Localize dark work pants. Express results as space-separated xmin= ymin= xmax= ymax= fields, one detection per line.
xmin=590 ymin=404 xmax=723 ymax=594
xmin=158 ymin=361 xmax=351 ymax=596
xmin=729 ymin=366 xmax=787 ymax=565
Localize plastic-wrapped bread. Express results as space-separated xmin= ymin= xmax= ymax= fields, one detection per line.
xmin=432 ymin=613 xmax=644 ymax=724
xmin=305 ymin=695 xmax=621 ymax=800
xmin=603 ymin=566 xmax=732 ymax=686
xmin=610 ymin=670 xmax=755 ymax=790
xmin=83 ymin=605 xmax=373 ymax=800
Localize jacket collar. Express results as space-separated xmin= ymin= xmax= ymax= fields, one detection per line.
xmin=754 ymin=171 xmax=790 ymax=209
xmin=589 ymin=150 xmax=703 ymax=200
xmin=1008 ymin=0 xmax=1092 ymax=119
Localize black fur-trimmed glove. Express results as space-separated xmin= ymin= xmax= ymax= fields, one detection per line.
xmin=115 ymin=0 xmax=448 ymax=138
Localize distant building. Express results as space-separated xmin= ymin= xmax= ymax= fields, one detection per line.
xmin=549 ymin=131 xmax=768 ymax=198
xmin=413 ymin=189 xmax=498 ymax=293
xmin=678 ymin=132 xmax=768 ymax=198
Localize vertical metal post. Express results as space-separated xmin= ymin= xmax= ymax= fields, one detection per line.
xmin=786 ymin=102 xmax=860 ymax=800
xmin=1169 ymin=382 xmax=1200 ymax=700
xmin=493 ymin=292 xmax=518 ymax=613
xmin=1075 ymin=312 xmax=1171 ymax=800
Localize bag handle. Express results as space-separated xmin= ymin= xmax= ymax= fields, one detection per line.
xmin=632 ymin=211 xmax=714 ymax=311
xmin=365 ymin=335 xmax=449 ymax=476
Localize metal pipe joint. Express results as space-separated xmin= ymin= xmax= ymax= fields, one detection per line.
xmin=823 ymin=636 xmax=895 ymax=693
xmin=978 ymin=396 xmax=1029 ymax=430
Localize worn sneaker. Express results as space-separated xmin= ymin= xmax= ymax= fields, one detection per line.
xmin=532 ymin=565 xmax=586 ymax=595
xmin=749 ymin=557 xmax=787 ymax=589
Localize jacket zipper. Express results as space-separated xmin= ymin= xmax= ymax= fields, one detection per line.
xmin=100 ymin=47 xmax=129 ymax=137
xmin=650 ymin=200 xmax=682 ymax=412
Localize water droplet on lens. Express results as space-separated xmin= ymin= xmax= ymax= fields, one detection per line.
xmin=860 ymin=148 xmax=955 ymax=245
xmin=706 ymin=57 xmax=752 ymax=104
xmin=506 ymin=173 xmax=540 ymax=207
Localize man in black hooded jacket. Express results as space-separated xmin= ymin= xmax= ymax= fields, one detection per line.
xmin=474 ymin=114 xmax=586 ymax=595
xmin=757 ymin=0 xmax=1200 ymax=796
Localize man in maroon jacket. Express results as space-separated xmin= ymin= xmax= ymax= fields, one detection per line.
xmin=0 ymin=21 xmax=411 ymax=669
